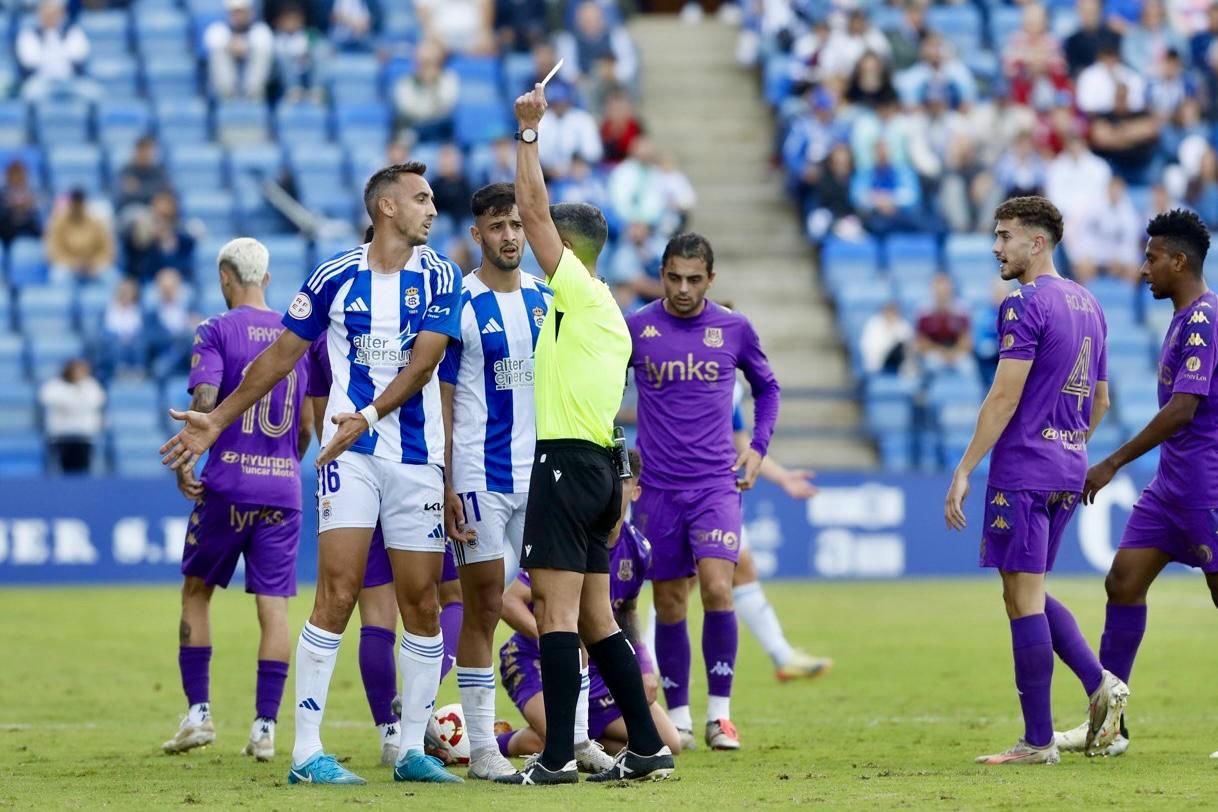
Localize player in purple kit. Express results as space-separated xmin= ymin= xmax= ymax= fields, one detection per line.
xmin=626 ymin=233 xmax=780 ymax=751
xmin=944 ymin=197 xmax=1127 ymax=765
xmin=162 ymin=238 xmax=312 ymax=762
xmin=1077 ymin=209 xmax=1218 ymax=759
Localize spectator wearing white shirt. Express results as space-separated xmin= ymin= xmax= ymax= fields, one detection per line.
xmin=204 ymin=0 xmax=275 ymax=101
xmin=896 ymin=32 xmax=977 ymax=110
xmin=819 ymin=10 xmax=891 ymax=80
xmin=101 ymin=278 xmax=145 ymax=379
xmin=39 ymin=358 xmax=105 ymax=474
xmin=16 ymin=0 xmax=92 ymax=101
xmin=1069 ymin=175 xmax=1145 ymax=284
xmin=393 ymin=39 xmax=460 ymax=143
xmin=608 ymin=135 xmax=667 ymax=233
xmin=1076 ymin=39 xmax=1147 ymax=115
xmin=1046 ymin=134 xmax=1112 ymax=230
xmin=656 ymin=152 xmax=697 ymax=236
xmin=415 ymin=0 xmax=492 ymax=55
xmin=536 ymin=80 xmax=603 ymax=178
xmin=861 ymin=301 xmax=913 ymax=375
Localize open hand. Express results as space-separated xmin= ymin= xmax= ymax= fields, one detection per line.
xmin=445 ymin=489 xmax=477 ymax=544
xmin=779 ymin=468 xmax=817 ymax=500
xmin=944 ymin=470 xmax=970 ymax=530
xmin=175 ymin=466 xmax=204 ymax=501
xmin=316 ymin=413 xmax=369 ymax=467
xmin=161 ymin=410 xmax=221 ymax=471
xmin=1083 ymin=459 xmax=1118 ymax=504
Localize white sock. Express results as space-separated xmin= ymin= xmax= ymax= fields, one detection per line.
xmin=573 ymin=667 xmax=591 ymax=746
xmin=398 ymin=631 xmax=444 ymax=754
xmin=188 ymin=703 xmax=210 ymax=724
xmin=250 ymin=717 xmax=275 ymax=740
xmin=292 ymin=622 xmax=341 ymax=765
xmin=734 ymin=582 xmax=794 ymax=667
xmin=645 ymin=603 xmax=657 ymax=656
xmin=707 ymin=695 xmax=731 ymax=722
xmin=669 ymin=704 xmax=692 ymax=731
xmin=456 ymin=666 xmax=496 ymax=752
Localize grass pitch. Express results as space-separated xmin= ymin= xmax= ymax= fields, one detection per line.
xmin=3 ymin=577 xmax=1217 ymax=810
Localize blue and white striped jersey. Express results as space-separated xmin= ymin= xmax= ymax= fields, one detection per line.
xmin=282 ymin=242 xmax=462 ymax=466
xmin=439 ymin=272 xmax=553 ymax=493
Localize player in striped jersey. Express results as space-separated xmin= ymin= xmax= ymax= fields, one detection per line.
xmin=162 ymin=163 xmax=464 ymax=786
xmin=436 ymin=183 xmax=564 ymax=779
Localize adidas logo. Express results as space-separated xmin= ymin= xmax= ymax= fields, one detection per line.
xmin=427 ymin=524 xmax=445 ymax=540
xmin=553 ymin=469 xmax=563 ymax=482
xmin=640 ymin=325 xmax=661 ymax=338
xmin=482 ymin=318 xmax=504 ymax=334
xmin=709 ymin=661 xmax=734 ymax=677
xmin=345 ymin=297 xmax=369 ymax=312
xmin=299 ymin=697 xmax=321 ymax=711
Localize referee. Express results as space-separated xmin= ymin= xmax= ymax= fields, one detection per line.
xmin=494 ymin=84 xmax=675 ymax=786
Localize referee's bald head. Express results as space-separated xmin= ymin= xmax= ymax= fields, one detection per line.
xmin=550 ymin=202 xmax=608 ymax=267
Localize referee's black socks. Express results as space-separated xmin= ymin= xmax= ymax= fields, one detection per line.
xmin=539 ymin=631 xmax=582 ymax=771
xmin=588 ymin=631 xmax=664 ymax=756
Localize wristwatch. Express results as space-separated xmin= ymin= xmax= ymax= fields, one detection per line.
xmin=515 ymin=127 xmax=538 ymax=144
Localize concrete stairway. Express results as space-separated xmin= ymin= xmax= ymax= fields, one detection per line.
xmin=629 ymin=16 xmax=877 ymax=468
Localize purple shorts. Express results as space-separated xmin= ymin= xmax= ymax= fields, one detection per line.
xmin=364 ymin=528 xmax=459 ymax=589
xmin=980 ymin=487 xmax=1080 ymax=574
xmin=1119 ymin=488 xmax=1218 ymax=573
xmin=635 ymin=484 xmax=742 ymax=582
xmin=500 ymin=635 xmax=542 ymax=711
xmin=182 ymin=498 xmax=300 ymax=596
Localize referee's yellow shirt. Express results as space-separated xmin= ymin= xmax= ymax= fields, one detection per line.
xmin=535 ymin=248 xmax=631 ymax=446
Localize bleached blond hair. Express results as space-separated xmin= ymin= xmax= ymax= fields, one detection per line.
xmin=217 ymin=237 xmax=269 ymax=287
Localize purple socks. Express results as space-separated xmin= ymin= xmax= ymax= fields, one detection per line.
xmin=702 ymin=610 xmax=738 ymax=699
xmin=496 ymin=729 xmax=514 ymax=757
xmin=1099 ymin=603 xmax=1147 ymax=685
xmin=359 ymin=626 xmax=398 ymax=726
xmin=439 ymin=602 xmax=463 ymax=683
xmin=255 ymin=660 xmax=289 ymax=721
xmin=179 ymin=646 xmax=211 ymax=707
xmin=1044 ymin=594 xmax=1103 ymax=696
xmin=655 ymin=620 xmax=691 ymax=708
xmin=1010 ymin=614 xmax=1054 ymax=748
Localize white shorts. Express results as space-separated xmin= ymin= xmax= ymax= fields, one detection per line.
xmin=450 ymin=490 xmax=528 ymax=567
xmin=317 ymin=451 xmax=445 ymax=553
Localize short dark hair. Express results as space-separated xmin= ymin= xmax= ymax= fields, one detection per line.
xmin=628 ymin=448 xmax=642 ymax=478
xmin=1147 ymin=208 xmax=1210 ymax=273
xmin=993 ymin=196 xmax=1064 ymax=246
xmin=471 ymin=182 xmax=516 ymax=219
xmin=363 ymin=225 xmax=374 ymax=242
xmin=550 ymin=202 xmax=608 ymax=265
xmin=363 ymin=162 xmax=428 ymax=219
xmin=661 ymin=232 xmax=715 ymax=274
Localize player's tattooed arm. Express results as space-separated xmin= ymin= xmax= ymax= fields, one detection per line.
xmin=190 ymin=384 xmax=219 ymax=415
xmin=172 ymin=385 xmax=217 ymax=500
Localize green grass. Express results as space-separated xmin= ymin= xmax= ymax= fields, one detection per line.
xmin=3 ymin=578 xmax=1217 ymax=810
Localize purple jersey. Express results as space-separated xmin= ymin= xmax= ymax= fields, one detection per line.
xmin=627 ymin=301 xmax=780 ymax=491
xmin=189 ymin=306 xmax=310 ymax=510
xmin=987 ymin=276 xmax=1108 ymax=492
xmin=306 ymin=334 xmax=330 ymax=398
xmin=1148 ymin=291 xmax=1218 ymax=506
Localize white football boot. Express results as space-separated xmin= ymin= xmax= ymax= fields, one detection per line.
xmin=241 ymin=718 xmax=275 ymax=762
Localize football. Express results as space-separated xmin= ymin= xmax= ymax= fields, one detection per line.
xmin=432 ymin=703 xmax=471 ymax=764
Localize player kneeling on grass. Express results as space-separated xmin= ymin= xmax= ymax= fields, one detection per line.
xmin=944 ymin=196 xmax=1128 ymax=765
xmin=497 ymin=450 xmax=684 ymax=762
xmin=1071 ymin=209 xmax=1218 ymax=759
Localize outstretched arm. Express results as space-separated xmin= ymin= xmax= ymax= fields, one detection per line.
xmin=514 ymin=84 xmax=565 ymax=277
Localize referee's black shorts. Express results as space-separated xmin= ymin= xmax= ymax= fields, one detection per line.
xmin=521 ymin=439 xmax=622 ymax=574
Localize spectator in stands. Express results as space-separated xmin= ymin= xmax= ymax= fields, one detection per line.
xmin=1069 ymin=175 xmax=1145 ymax=283
xmin=1003 ymin=2 xmax=1070 ymax=109
xmin=47 ymin=189 xmax=115 ymax=284
xmin=1089 ymin=82 xmax=1162 ymax=184
xmin=908 ymin=84 xmax=985 ymax=232
xmin=610 ymin=221 xmax=665 ymax=309
xmin=536 ymin=80 xmax=603 ymax=177
xmin=1077 ymin=38 xmax=1148 ymax=115
xmin=1184 ymin=144 xmax=1218 ymax=225
xmin=784 ymin=86 xmax=849 ymax=212
xmin=0 ymin=160 xmax=42 ymax=248
xmin=115 ymin=136 xmax=171 ymax=220
xmin=1149 ymin=49 xmax=1199 ymax=117
xmin=845 ymin=51 xmax=899 ymax=110
xmin=656 ymin=152 xmax=697 ymax=236
xmin=882 ymin=0 xmax=931 ymax=72
xmin=415 ymin=0 xmax=492 ymax=55
xmin=552 ymin=155 xmax=615 ymax=234
xmin=328 ymin=0 xmax=381 ymax=51
xmin=16 ymin=0 xmax=93 ymax=101
xmin=851 ymin=140 xmax=927 ymax=242
xmin=914 ymin=273 xmax=975 ymax=378
xmin=1189 ymin=1 xmax=1218 ymax=68
xmin=481 ymin=136 xmax=516 ymax=185
xmin=100 ymin=278 xmax=145 ymax=379
xmin=896 ymin=32 xmax=977 ymax=110
xmin=973 ymin=278 xmax=1013 ymax=387
xmin=557 ymin=1 xmax=639 ymax=109
xmin=993 ymin=129 xmax=1047 ymax=199
xmin=861 ymin=301 xmax=913 ymax=376
xmin=430 ymin=144 xmax=472 ymax=224
xmin=495 ymin=0 xmax=548 ymax=53
xmin=1122 ymin=0 xmax=1186 ymax=79
xmin=850 ymin=92 xmax=914 ymax=176
xmin=146 ymin=267 xmax=197 ymax=379
xmin=205 ymin=0 xmax=275 ymax=101
xmin=600 ymin=88 xmax=644 ymax=165
xmin=1167 ymin=0 xmax=1211 ymax=37
xmin=272 ymin=2 xmax=326 ymax=103
xmin=1046 ymin=133 xmax=1113 ymax=235
xmin=819 ymin=9 xmax=891 ymax=80
xmin=39 ymin=358 xmax=105 ymax=475
xmin=393 ymin=39 xmax=459 ymax=143
xmin=609 ymin=135 xmax=667 ymax=234
xmin=1064 ymin=0 xmax=1121 ymax=76
xmin=807 ymin=142 xmax=864 ymax=242
xmin=128 ymin=191 xmax=197 ymax=283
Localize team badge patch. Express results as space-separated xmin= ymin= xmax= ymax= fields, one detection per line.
xmin=532 ymin=306 xmax=545 ymax=328
xmin=404 ymin=287 xmax=421 ymax=309
xmin=320 ymin=499 xmax=332 ymax=521
xmin=191 ymin=353 xmax=200 ymax=368
xmin=289 ymin=292 xmax=312 ymax=319
xmin=618 ymin=558 xmax=633 ymax=581
xmin=1002 ymin=334 xmax=1015 ymax=350
xmin=1188 ymin=356 xmax=1202 ymax=372
xmin=703 ymin=327 xmax=723 ymax=348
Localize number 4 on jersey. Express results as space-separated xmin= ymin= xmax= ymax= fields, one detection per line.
xmin=1061 ymin=336 xmax=1093 ymax=411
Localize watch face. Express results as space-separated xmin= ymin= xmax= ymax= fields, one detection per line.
xmin=521 ymin=128 xmax=538 ymax=143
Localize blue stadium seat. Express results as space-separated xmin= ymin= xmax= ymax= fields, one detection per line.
xmin=78 ymin=9 xmax=131 ymax=56
xmin=96 ymin=99 xmax=152 ymax=149
xmin=35 ymin=99 xmax=91 ymax=145
xmin=927 ymin=4 xmax=982 ymax=53
xmin=108 ymin=380 xmax=161 ymax=411
xmin=144 ymin=55 xmax=200 ymax=101
xmin=8 ymin=237 xmax=47 ymax=288
xmin=926 ymin=373 xmax=983 ymax=408
xmin=451 ymin=55 xmax=502 ymax=85
xmin=262 ymin=235 xmax=310 ymax=283
xmin=182 ymin=190 xmax=237 ymax=236
xmin=274 ymin=101 xmax=329 ymax=145
xmin=865 ymin=398 xmax=913 ymax=433
xmin=194 ymin=236 xmax=235 ymax=280
xmin=381 ymin=5 xmax=418 ymax=37
xmin=877 ymin=432 xmax=913 ymax=471
xmin=198 ymin=284 xmax=228 ymax=316
xmin=28 ymin=334 xmax=85 ymax=381
xmin=17 ymin=286 xmax=74 ymax=333
xmin=47 ymin=144 xmax=104 ymax=196
xmin=155 ymin=97 xmax=209 ymax=144
xmin=227 ymin=143 xmax=284 ymax=193
xmin=168 ymin=144 xmax=225 ymax=189
xmin=134 ymin=8 xmax=191 ymax=49
xmin=0 ymin=434 xmax=45 ymax=477
xmin=112 ymin=431 xmax=170 ymax=476
xmin=0 ymin=378 xmax=35 ymax=411
xmin=454 ymin=99 xmax=511 ymax=147
xmin=946 ymin=233 xmax=993 ymax=271
xmin=0 ymin=403 xmax=37 ymax=435
xmin=215 ymin=100 xmax=271 ymax=146
xmin=88 ymin=55 xmax=140 ymax=98
xmin=0 ymin=101 xmax=30 ymax=147
xmin=323 ymin=53 xmax=380 ymax=92
xmin=822 ymin=236 xmax=879 ymax=268
xmin=163 ymin=373 xmax=192 ymax=411
xmin=77 ymin=285 xmax=112 ymax=336
xmin=333 ymin=101 xmax=391 ymax=150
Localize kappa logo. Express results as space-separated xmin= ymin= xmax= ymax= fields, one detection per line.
xmin=990 ymin=516 xmax=1011 ymax=530
xmin=661 ymin=676 xmax=679 ymax=690
xmin=1187 ymin=332 xmax=1208 ymax=347
xmin=1007 ymin=289 xmax=1023 ymax=299
xmin=482 ymin=318 xmax=504 ymax=334
xmin=640 ymin=325 xmax=661 ymax=338
xmin=991 ymin=492 xmax=1010 ymax=506
xmin=703 ymin=327 xmax=723 ymax=348
xmin=1190 ymin=311 xmax=1211 ymax=325
xmin=553 ymin=469 xmax=563 ymax=482
xmin=345 ymin=297 xmax=369 ymax=312
xmin=709 ymin=661 xmax=734 ymax=677
xmin=1005 ymin=307 xmax=1018 ymax=321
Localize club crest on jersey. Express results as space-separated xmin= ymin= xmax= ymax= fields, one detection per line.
xmin=1002 ymin=335 xmax=1015 ymax=350
xmin=191 ymin=353 xmax=200 ymax=368
xmin=320 ymin=499 xmax=332 ymax=521
xmin=404 ymin=287 xmax=421 ymax=310
xmin=1188 ymin=356 xmax=1202 ymax=372
xmin=618 ymin=558 xmax=634 ymax=581
xmin=703 ymin=327 xmax=723 ymax=348
xmin=532 ymin=306 xmax=545 ymax=328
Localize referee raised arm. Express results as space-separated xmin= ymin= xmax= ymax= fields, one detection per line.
xmin=494 ymin=84 xmax=674 ymax=786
